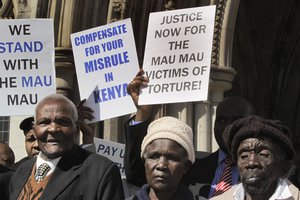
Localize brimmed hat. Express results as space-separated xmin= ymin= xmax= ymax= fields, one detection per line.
xmin=141 ymin=116 xmax=195 ymax=163
xmin=223 ymin=115 xmax=295 ymax=161
xmin=19 ymin=117 xmax=34 ymax=134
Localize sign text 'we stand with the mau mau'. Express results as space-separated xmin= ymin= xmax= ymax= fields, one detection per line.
xmin=0 ymin=19 xmax=55 ymax=116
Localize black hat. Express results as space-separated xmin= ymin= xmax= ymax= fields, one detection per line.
xmin=223 ymin=115 xmax=295 ymax=161
xmin=19 ymin=117 xmax=34 ymax=134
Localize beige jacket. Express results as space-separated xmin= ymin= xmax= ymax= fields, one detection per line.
xmin=210 ymin=179 xmax=300 ymax=200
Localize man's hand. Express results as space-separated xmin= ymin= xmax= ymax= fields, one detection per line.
xmin=127 ymin=69 xmax=158 ymax=121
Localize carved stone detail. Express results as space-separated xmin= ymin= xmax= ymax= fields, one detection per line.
xmin=108 ymin=0 xmax=126 ymax=22
xmin=211 ymin=0 xmax=228 ymax=65
xmin=0 ymin=0 xmax=14 ymax=18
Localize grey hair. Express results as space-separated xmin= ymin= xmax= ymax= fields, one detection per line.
xmin=34 ymin=94 xmax=78 ymax=122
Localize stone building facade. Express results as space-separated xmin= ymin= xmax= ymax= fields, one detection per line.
xmin=2 ymin=0 xmax=300 ymax=176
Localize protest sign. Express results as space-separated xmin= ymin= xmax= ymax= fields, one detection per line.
xmin=139 ymin=6 xmax=216 ymax=105
xmin=71 ymin=19 xmax=138 ymax=122
xmin=94 ymin=137 xmax=125 ymax=177
xmin=0 ymin=19 xmax=55 ymax=116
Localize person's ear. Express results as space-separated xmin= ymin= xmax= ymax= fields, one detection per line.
xmin=75 ymin=121 xmax=81 ymax=136
xmin=183 ymin=160 xmax=193 ymax=174
xmin=282 ymin=160 xmax=293 ymax=176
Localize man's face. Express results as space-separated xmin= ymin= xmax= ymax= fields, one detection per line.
xmin=0 ymin=143 xmax=15 ymax=168
xmin=144 ymin=139 xmax=191 ymax=193
xmin=24 ymin=129 xmax=40 ymax=158
xmin=33 ymin=99 xmax=78 ymax=159
xmin=214 ymin=99 xmax=253 ymax=152
xmin=237 ymin=137 xmax=285 ymax=196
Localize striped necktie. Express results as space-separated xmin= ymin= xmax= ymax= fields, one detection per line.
xmin=212 ymin=156 xmax=233 ymax=196
xmin=35 ymin=163 xmax=51 ymax=183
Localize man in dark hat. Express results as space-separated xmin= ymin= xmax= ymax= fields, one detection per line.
xmin=211 ymin=115 xmax=299 ymax=199
xmin=13 ymin=117 xmax=40 ymax=169
xmin=19 ymin=117 xmax=39 ymax=156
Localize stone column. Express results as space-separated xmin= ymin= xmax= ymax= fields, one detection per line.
xmin=206 ymin=0 xmax=240 ymax=151
xmin=209 ymin=66 xmax=236 ymax=150
xmin=0 ymin=0 xmax=14 ymax=18
xmin=11 ymin=0 xmax=39 ymax=18
xmin=194 ymin=101 xmax=212 ymax=151
xmin=55 ymin=48 xmax=75 ymax=99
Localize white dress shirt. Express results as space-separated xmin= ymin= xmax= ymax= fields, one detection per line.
xmin=35 ymin=153 xmax=61 ymax=177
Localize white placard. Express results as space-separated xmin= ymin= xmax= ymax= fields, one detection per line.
xmin=94 ymin=137 xmax=125 ymax=177
xmin=0 ymin=19 xmax=56 ymax=116
xmin=139 ymin=6 xmax=216 ymax=105
xmin=71 ymin=19 xmax=138 ymax=122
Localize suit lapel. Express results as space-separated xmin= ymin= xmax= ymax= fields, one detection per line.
xmin=39 ymin=146 xmax=84 ymax=200
xmin=10 ymin=158 xmax=36 ymax=199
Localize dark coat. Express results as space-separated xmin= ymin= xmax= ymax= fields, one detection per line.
xmin=124 ymin=116 xmax=218 ymax=199
xmin=124 ymin=116 xmax=152 ymax=187
xmin=0 ymin=164 xmax=14 ymax=200
xmin=9 ymin=145 xmax=124 ymax=200
xmin=182 ymin=150 xmax=219 ymax=198
xmin=12 ymin=156 xmax=30 ymax=170
xmin=126 ymin=184 xmax=194 ymax=200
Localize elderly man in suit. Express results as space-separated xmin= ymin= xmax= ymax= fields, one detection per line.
xmin=13 ymin=99 xmax=96 ymax=169
xmin=211 ymin=115 xmax=299 ymax=200
xmin=9 ymin=94 xmax=124 ymax=200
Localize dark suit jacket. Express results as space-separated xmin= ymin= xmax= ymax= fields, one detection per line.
xmin=124 ymin=117 xmax=219 ymax=199
xmin=182 ymin=150 xmax=219 ymax=198
xmin=9 ymin=145 xmax=124 ymax=200
xmin=124 ymin=116 xmax=151 ymax=187
xmin=0 ymin=164 xmax=14 ymax=200
xmin=12 ymin=156 xmax=30 ymax=170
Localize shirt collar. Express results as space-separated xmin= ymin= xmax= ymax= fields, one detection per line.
xmin=269 ymin=178 xmax=293 ymax=200
xmin=36 ymin=152 xmax=61 ymax=175
xmin=233 ymin=178 xmax=292 ymax=200
xmin=233 ymin=183 xmax=245 ymax=200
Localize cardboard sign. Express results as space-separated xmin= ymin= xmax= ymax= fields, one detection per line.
xmin=71 ymin=19 xmax=139 ymax=122
xmin=94 ymin=137 xmax=125 ymax=177
xmin=0 ymin=19 xmax=56 ymax=116
xmin=139 ymin=6 xmax=216 ymax=105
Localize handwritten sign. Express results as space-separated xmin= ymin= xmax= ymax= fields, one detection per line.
xmin=94 ymin=137 xmax=125 ymax=177
xmin=0 ymin=19 xmax=56 ymax=116
xmin=139 ymin=6 xmax=216 ymax=105
xmin=71 ymin=19 xmax=138 ymax=122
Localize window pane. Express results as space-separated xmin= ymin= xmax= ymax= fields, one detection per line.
xmin=0 ymin=116 xmax=10 ymax=143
